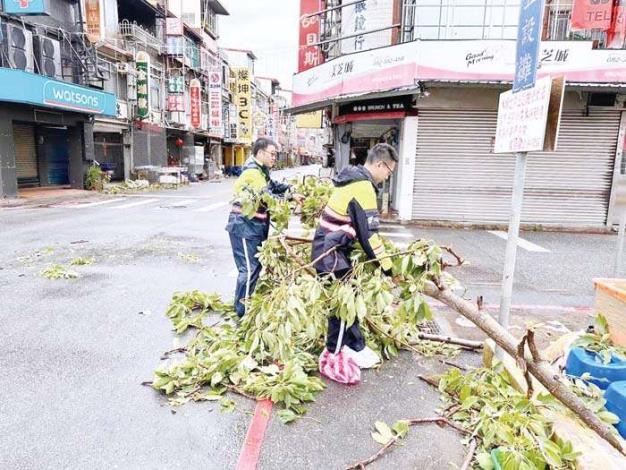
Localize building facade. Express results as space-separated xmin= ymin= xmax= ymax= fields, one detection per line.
xmin=0 ymin=0 xmax=117 ymax=197
xmin=292 ymin=0 xmax=626 ymax=228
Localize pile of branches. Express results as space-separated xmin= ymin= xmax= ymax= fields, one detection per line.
xmin=150 ymin=176 xmax=463 ymax=421
xmin=151 ymin=235 xmax=462 ymax=422
xmin=150 ymin=176 xmax=626 ymax=462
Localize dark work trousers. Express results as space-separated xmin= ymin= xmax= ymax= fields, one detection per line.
xmin=320 ymin=269 xmax=366 ymax=353
xmin=229 ymin=233 xmax=263 ymax=317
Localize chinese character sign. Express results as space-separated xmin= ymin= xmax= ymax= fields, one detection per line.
xmin=209 ymin=68 xmax=223 ymax=136
xmin=341 ymin=0 xmax=393 ymax=54
xmin=513 ymin=0 xmax=545 ymax=93
xmin=189 ymin=79 xmax=202 ymax=129
xmin=233 ymin=67 xmax=252 ymax=144
xmin=571 ymin=0 xmax=613 ymax=31
xmin=298 ymin=0 xmax=324 ymax=72
xmin=136 ymin=51 xmax=150 ymax=119
xmin=495 ymin=76 xmax=553 ymax=153
xmin=85 ymin=0 xmax=101 ymax=43
xmin=229 ymin=103 xmax=238 ymax=142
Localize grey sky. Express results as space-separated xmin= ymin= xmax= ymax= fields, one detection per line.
xmin=218 ymin=0 xmax=300 ymax=90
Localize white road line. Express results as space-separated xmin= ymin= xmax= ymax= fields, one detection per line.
xmin=68 ymin=198 xmax=125 ymax=209
xmin=194 ymin=201 xmax=230 ymax=212
xmin=111 ymin=198 xmax=160 ymax=209
xmin=166 ymin=199 xmax=196 ymax=207
xmin=488 ymin=230 xmax=551 ymax=253
xmin=378 ymin=231 xmax=414 ymax=239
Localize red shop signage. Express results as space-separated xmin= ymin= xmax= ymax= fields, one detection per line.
xmin=190 ymin=79 xmax=202 ymax=129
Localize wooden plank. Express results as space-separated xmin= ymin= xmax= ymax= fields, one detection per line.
xmin=594 ymin=279 xmax=626 ymax=347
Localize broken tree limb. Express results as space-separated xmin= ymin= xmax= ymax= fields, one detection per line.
xmin=345 ymin=417 xmax=470 ymax=469
xmin=423 ymin=281 xmax=626 ymax=455
xmin=412 ymin=333 xmax=483 ymax=350
xmin=460 ymin=439 xmax=478 ymax=470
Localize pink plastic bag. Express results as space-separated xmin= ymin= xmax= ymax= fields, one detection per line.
xmin=318 ymin=320 xmax=361 ymax=385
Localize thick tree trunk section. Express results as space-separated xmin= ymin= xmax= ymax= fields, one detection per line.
xmin=424 ymin=282 xmax=626 ymax=455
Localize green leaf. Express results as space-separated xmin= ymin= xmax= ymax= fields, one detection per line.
xmin=277 ymin=409 xmax=299 ymax=424
xmin=392 ymin=419 xmax=409 ymax=438
xmin=220 ymin=398 xmax=236 ymax=413
xmin=598 ymin=410 xmax=620 ymax=424
xmin=374 ymin=421 xmax=394 ymax=443
xmin=371 ymin=432 xmax=391 ymax=446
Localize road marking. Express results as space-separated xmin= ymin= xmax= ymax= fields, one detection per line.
xmin=68 ymin=198 xmax=125 ymax=209
xmin=111 ymin=198 xmax=160 ymax=209
xmin=164 ymin=199 xmax=196 ymax=208
xmin=123 ymin=191 xmax=232 ymax=199
xmin=488 ymin=230 xmax=551 ymax=253
xmin=237 ymin=400 xmax=273 ymax=470
xmin=194 ymin=201 xmax=230 ymax=212
xmin=379 ymin=231 xmax=413 ymax=239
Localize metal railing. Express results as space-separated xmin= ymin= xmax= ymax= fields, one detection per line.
xmin=310 ymin=0 xmax=620 ymax=63
xmin=119 ymin=20 xmax=164 ymax=53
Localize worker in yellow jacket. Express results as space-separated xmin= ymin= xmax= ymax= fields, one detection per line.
xmin=226 ymin=137 xmax=302 ymax=316
xmin=313 ymin=143 xmax=398 ymax=371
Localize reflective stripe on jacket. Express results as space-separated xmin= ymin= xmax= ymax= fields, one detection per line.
xmin=312 ymin=165 xmax=392 ymax=274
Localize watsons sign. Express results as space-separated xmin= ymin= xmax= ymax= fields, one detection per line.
xmin=0 ymin=69 xmax=117 ymax=116
xmin=43 ymin=82 xmax=105 ymax=114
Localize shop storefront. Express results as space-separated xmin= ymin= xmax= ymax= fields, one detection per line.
xmin=0 ymin=69 xmax=117 ymax=197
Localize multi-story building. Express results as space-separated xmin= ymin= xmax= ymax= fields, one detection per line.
xmin=0 ymin=0 xmax=231 ymax=195
xmin=292 ymin=0 xmax=626 ymax=228
xmin=0 ymin=0 xmax=117 ymax=197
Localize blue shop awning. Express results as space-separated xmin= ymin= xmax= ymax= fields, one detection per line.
xmin=0 ymin=69 xmax=117 ymax=116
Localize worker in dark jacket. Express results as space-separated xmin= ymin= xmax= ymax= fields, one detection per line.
xmin=313 ymin=143 xmax=398 ymax=370
xmin=226 ymin=137 xmax=302 ymax=317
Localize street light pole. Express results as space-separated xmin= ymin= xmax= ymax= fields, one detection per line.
xmin=497 ymin=151 xmax=528 ymax=358
xmin=616 ymin=209 xmax=626 ymax=277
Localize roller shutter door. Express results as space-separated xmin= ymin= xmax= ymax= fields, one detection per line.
xmin=14 ymin=123 xmax=39 ymax=188
xmin=412 ymin=109 xmax=620 ymax=226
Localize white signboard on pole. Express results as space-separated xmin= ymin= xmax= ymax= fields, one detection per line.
xmin=494 ymin=76 xmax=552 ymax=154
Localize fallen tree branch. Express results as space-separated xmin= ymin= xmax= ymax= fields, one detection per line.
xmin=441 ymin=245 xmax=466 ymax=267
xmin=413 ymin=333 xmax=483 ymax=350
xmin=460 ymin=439 xmax=478 ymax=470
xmin=225 ymin=385 xmax=257 ymax=401
xmin=423 ymin=281 xmax=626 ymax=455
xmin=417 ymin=374 xmax=440 ymax=389
xmin=346 ymin=435 xmax=400 ymax=470
xmin=346 ymin=417 xmax=470 ymax=469
xmin=439 ymin=359 xmax=468 ymax=371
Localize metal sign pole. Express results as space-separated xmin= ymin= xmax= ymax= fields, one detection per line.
xmin=616 ymin=209 xmax=626 ymax=278
xmin=496 ymin=151 xmax=528 ymax=358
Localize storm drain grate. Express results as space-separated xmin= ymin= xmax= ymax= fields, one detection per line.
xmin=418 ymin=319 xmax=443 ymax=335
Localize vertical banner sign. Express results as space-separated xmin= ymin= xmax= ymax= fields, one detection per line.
xmin=136 ymin=51 xmax=150 ymax=119
xmin=298 ymin=0 xmax=323 ymax=72
xmin=189 ymin=79 xmax=202 ymax=129
xmin=209 ymin=68 xmax=223 ymax=136
xmin=513 ymin=0 xmax=545 ymax=93
xmin=229 ymin=103 xmax=238 ymax=142
xmin=271 ymin=103 xmax=280 ymax=139
xmin=234 ymin=67 xmax=252 ymax=144
xmin=571 ymin=0 xmax=613 ymax=31
xmin=85 ymin=0 xmax=101 ymax=43
xmin=608 ymin=0 xmax=626 ymax=48
xmin=223 ymin=102 xmax=230 ymax=139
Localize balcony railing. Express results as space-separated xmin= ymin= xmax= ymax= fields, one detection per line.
xmin=314 ymin=0 xmax=621 ymax=62
xmin=119 ymin=20 xmax=164 ymax=53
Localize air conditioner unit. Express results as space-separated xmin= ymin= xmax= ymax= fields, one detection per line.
xmin=116 ymin=62 xmax=129 ymax=74
xmin=1 ymin=24 xmax=34 ymax=73
xmin=32 ymin=35 xmax=61 ymax=79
